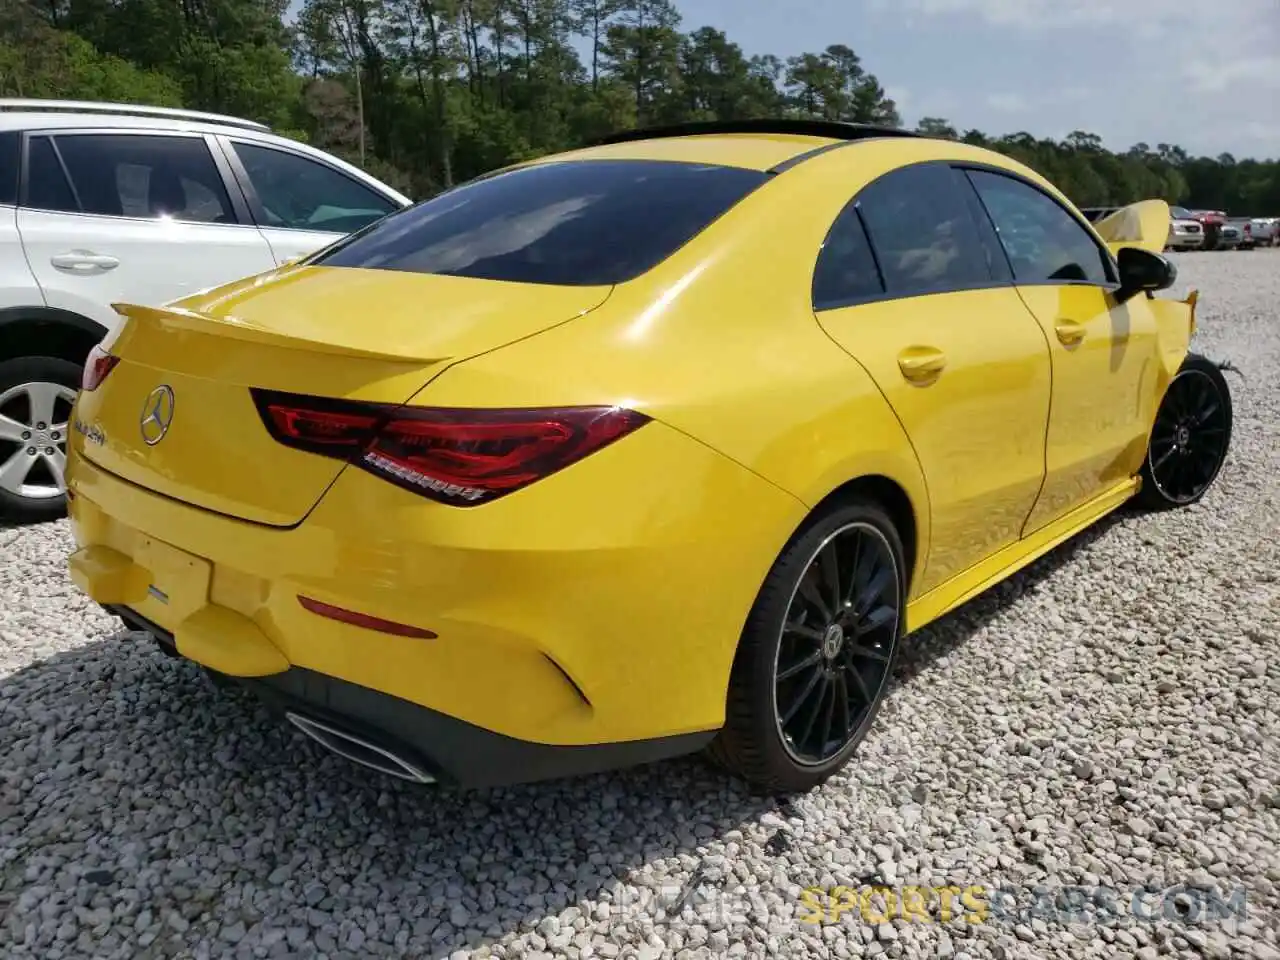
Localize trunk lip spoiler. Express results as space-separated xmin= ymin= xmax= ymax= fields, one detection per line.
xmin=110 ymin=302 xmax=449 ymax=366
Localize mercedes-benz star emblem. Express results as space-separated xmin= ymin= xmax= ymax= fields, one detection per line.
xmin=140 ymin=385 xmax=176 ymax=446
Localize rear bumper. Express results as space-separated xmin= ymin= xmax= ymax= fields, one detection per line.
xmin=67 ymin=417 xmax=806 ymax=777
xmin=108 ymin=604 xmax=713 ymax=787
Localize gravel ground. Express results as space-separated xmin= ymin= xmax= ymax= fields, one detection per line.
xmin=1 ymin=249 xmax=1278 ymax=960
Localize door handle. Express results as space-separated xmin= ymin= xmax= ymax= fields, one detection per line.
xmin=897 ymin=346 xmax=948 ymax=384
xmin=1054 ymin=319 xmax=1086 ymax=346
xmin=50 ymin=251 xmax=120 ymax=273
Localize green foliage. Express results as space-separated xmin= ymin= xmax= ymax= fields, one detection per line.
xmin=0 ymin=0 xmax=181 ymax=103
xmin=6 ymin=0 xmax=1278 ymax=211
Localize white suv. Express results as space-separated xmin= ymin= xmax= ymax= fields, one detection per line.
xmin=0 ymin=99 xmax=412 ymax=522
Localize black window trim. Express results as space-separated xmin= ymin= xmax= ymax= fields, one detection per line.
xmin=953 ymin=165 xmax=1013 ymax=286
xmin=16 ymin=127 xmax=251 ymax=227
xmin=813 ymin=159 xmax=1007 ymax=313
xmin=955 ymin=161 xmax=1120 ymax=289
xmin=0 ymin=131 xmax=24 ymax=208
xmin=812 ymin=158 xmax=1122 ymax=313
xmin=217 ymin=135 xmax=401 ymax=235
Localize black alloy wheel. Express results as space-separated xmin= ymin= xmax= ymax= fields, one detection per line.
xmin=1138 ymin=352 xmax=1233 ymax=509
xmin=773 ymin=521 xmax=899 ymax=766
xmin=708 ymin=499 xmax=905 ymax=794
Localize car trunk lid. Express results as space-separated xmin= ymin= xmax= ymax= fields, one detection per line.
xmin=72 ymin=265 xmax=611 ymax=526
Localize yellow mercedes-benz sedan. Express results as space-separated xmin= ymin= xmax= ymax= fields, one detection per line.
xmin=64 ymin=120 xmax=1231 ymax=794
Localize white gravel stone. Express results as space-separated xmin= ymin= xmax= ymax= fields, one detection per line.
xmin=1 ymin=250 xmax=1278 ymax=959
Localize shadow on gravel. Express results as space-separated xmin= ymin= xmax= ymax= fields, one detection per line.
xmin=0 ymin=509 xmax=1134 ymax=957
xmin=0 ymin=515 xmax=52 ymax=532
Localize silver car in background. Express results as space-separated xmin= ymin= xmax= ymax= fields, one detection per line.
xmin=1249 ymin=217 xmax=1279 ymax=247
xmin=1219 ymin=219 xmax=1246 ymax=249
xmin=1167 ymin=206 xmax=1206 ymax=250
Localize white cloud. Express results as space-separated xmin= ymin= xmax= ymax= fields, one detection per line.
xmin=883 ymin=0 xmax=1272 ymax=33
xmin=874 ymin=0 xmax=1280 ymax=156
xmin=1186 ymin=57 xmax=1280 ymax=94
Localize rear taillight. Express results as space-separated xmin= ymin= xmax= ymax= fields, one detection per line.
xmin=251 ymin=389 xmax=650 ymax=506
xmin=81 ymin=344 xmax=119 ymax=392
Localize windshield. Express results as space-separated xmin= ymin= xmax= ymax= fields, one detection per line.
xmin=313 ymin=159 xmax=769 ymax=287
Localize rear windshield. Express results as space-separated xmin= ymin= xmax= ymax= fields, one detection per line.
xmin=313 ymin=159 xmax=769 ymax=286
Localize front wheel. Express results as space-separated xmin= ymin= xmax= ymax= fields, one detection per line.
xmin=0 ymin=356 xmax=81 ymax=524
xmin=707 ymin=500 xmax=906 ymax=794
xmin=1137 ymin=352 xmax=1233 ymax=510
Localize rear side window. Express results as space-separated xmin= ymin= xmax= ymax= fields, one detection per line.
xmin=855 ymin=163 xmax=994 ymax=297
xmin=35 ymin=134 xmax=235 ymax=223
xmin=813 ymin=203 xmax=885 ymax=309
xmin=0 ymin=133 xmax=18 ymax=205
xmin=966 ymin=169 xmax=1113 ymax=285
xmin=316 ymin=159 xmax=769 ymax=286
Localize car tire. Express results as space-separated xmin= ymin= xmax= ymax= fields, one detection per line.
xmin=0 ymin=356 xmax=81 ymax=524
xmin=1136 ymin=352 xmax=1233 ymax=511
xmin=707 ymin=499 xmax=906 ymax=794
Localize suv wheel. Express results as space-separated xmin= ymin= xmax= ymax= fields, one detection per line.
xmin=0 ymin=357 xmax=81 ymax=523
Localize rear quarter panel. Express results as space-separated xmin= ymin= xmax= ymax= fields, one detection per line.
xmin=405 ymin=139 xmax=1045 ymax=598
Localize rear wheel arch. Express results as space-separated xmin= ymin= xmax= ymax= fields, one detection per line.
xmin=0 ymin=307 xmax=108 ymax=368
xmin=809 ymin=474 xmax=921 ymax=595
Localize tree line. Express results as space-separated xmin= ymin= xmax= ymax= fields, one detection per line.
xmin=5 ymin=0 xmax=1278 ymax=214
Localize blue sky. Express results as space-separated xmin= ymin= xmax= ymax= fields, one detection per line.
xmin=674 ymin=0 xmax=1280 ymax=158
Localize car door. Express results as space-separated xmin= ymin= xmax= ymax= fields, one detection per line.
xmin=15 ymin=130 xmax=277 ymax=331
xmin=812 ymin=161 xmax=1052 ymax=595
xmin=217 ymin=137 xmax=402 ymax=265
xmin=963 ymin=168 xmax=1161 ymax=534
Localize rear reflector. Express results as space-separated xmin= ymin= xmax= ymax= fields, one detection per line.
xmin=298 ymin=595 xmax=438 ymax=639
xmin=81 ymin=344 xmax=119 ymax=392
xmin=252 ymin=389 xmax=650 ymax=506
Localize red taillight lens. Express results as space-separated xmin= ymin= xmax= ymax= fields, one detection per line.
xmin=262 ymin=400 xmax=381 ymax=452
xmin=81 ymin=344 xmax=119 ymax=392
xmin=252 ymin=389 xmax=650 ymax=506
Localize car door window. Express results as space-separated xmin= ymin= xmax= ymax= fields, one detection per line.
xmin=813 ymin=202 xmax=885 ymax=310
xmin=231 ymin=142 xmax=397 ymax=234
xmin=26 ymin=137 xmax=79 ymax=212
xmin=29 ymin=134 xmax=236 ymax=224
xmin=965 ymin=169 xmax=1113 ymax=286
xmin=853 ymin=163 xmax=995 ymax=298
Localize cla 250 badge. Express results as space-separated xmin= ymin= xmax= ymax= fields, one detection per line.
xmin=73 ymin=419 xmax=105 ymax=446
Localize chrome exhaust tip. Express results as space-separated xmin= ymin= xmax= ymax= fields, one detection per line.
xmin=285 ymin=712 xmax=436 ymax=784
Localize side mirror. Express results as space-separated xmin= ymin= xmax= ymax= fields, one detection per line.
xmin=1116 ymin=246 xmax=1177 ymax=299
